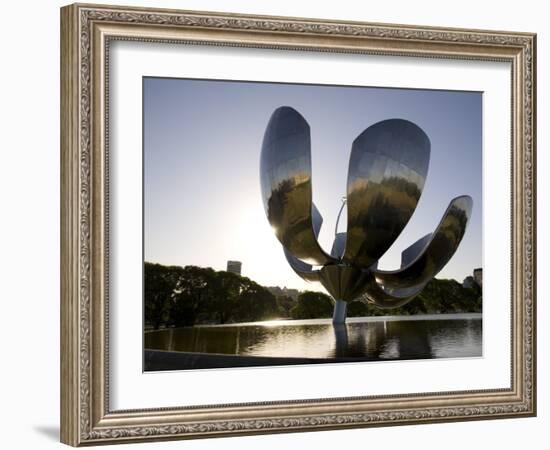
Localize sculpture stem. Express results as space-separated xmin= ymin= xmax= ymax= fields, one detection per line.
xmin=333 ymin=322 xmax=349 ymax=357
xmin=332 ymin=299 xmax=347 ymax=324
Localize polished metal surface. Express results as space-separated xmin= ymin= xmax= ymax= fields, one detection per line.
xmin=401 ymin=233 xmax=432 ymax=268
xmin=284 ymin=248 xmax=321 ymax=282
xmin=260 ymin=106 xmax=335 ymax=265
xmin=318 ymin=265 xmax=372 ymax=302
xmin=330 ymin=232 xmax=347 ymax=259
xmin=283 ymin=203 xmax=323 ymax=283
xmin=372 ymin=196 xmax=473 ymax=290
xmin=260 ymin=108 xmax=473 ymax=321
xmin=361 ymin=278 xmax=426 ymax=309
xmin=343 ymin=119 xmax=430 ymax=268
xmin=331 ymin=198 xmax=347 ymax=259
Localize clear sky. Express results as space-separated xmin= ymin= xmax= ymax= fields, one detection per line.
xmin=144 ymin=77 xmax=482 ymax=291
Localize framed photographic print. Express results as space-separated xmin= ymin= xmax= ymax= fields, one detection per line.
xmin=60 ymin=3 xmax=536 ymax=446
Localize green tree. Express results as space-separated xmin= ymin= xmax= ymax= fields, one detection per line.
xmin=209 ymin=270 xmax=242 ymax=324
xmin=144 ymin=262 xmax=183 ymax=329
xmin=347 ymin=301 xmax=369 ymax=317
xmin=415 ymin=279 xmax=481 ymax=314
xmin=290 ymin=291 xmax=334 ymax=319
xmin=170 ymin=265 xmax=216 ymax=327
xmin=236 ymin=279 xmax=278 ymax=322
xmin=276 ymin=295 xmax=295 ymax=317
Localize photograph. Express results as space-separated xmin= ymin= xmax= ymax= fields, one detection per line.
xmin=142 ymin=77 xmax=483 ymax=371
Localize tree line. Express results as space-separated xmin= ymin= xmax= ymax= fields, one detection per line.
xmin=145 ymin=263 xmax=280 ymax=329
xmin=287 ymin=279 xmax=481 ymax=320
xmin=145 ymin=262 xmax=482 ymax=329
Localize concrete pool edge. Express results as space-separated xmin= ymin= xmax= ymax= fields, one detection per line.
xmin=143 ymin=349 xmax=385 ymax=371
xmin=143 ymin=349 xmax=482 ymax=372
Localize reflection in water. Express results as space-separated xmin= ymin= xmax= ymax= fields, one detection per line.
xmin=145 ymin=314 xmax=482 ymax=361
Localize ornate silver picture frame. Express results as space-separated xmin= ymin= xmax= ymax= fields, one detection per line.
xmin=60 ymin=3 xmax=536 ymax=446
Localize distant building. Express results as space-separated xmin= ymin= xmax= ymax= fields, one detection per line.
xmin=267 ymin=286 xmax=301 ymax=300
xmin=463 ymin=268 xmax=482 ymax=289
xmin=226 ymin=260 xmax=242 ymax=275
xmin=473 ymin=268 xmax=482 ymax=287
xmin=463 ymin=276 xmax=475 ymax=289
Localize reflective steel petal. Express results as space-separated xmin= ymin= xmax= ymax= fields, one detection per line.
xmin=401 ymin=233 xmax=432 ymax=268
xmin=318 ymin=265 xmax=372 ymax=302
xmin=282 ymin=203 xmax=324 ymax=283
xmin=372 ymin=195 xmax=473 ymax=290
xmin=284 ymin=248 xmax=320 ymax=282
xmin=330 ymin=232 xmax=347 ymax=259
xmin=260 ymin=106 xmax=335 ymax=265
xmin=343 ymin=119 xmax=431 ymax=268
xmin=360 ymin=279 xmax=426 ymax=309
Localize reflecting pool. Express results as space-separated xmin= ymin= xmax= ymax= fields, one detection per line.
xmin=144 ymin=313 xmax=481 ymax=370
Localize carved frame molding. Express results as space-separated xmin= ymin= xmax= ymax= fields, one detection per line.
xmin=60 ymin=3 xmax=536 ymax=446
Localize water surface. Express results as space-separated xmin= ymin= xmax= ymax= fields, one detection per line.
xmin=145 ymin=313 xmax=482 ymax=361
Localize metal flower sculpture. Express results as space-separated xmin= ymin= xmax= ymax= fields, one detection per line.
xmin=260 ymin=106 xmax=472 ymax=324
